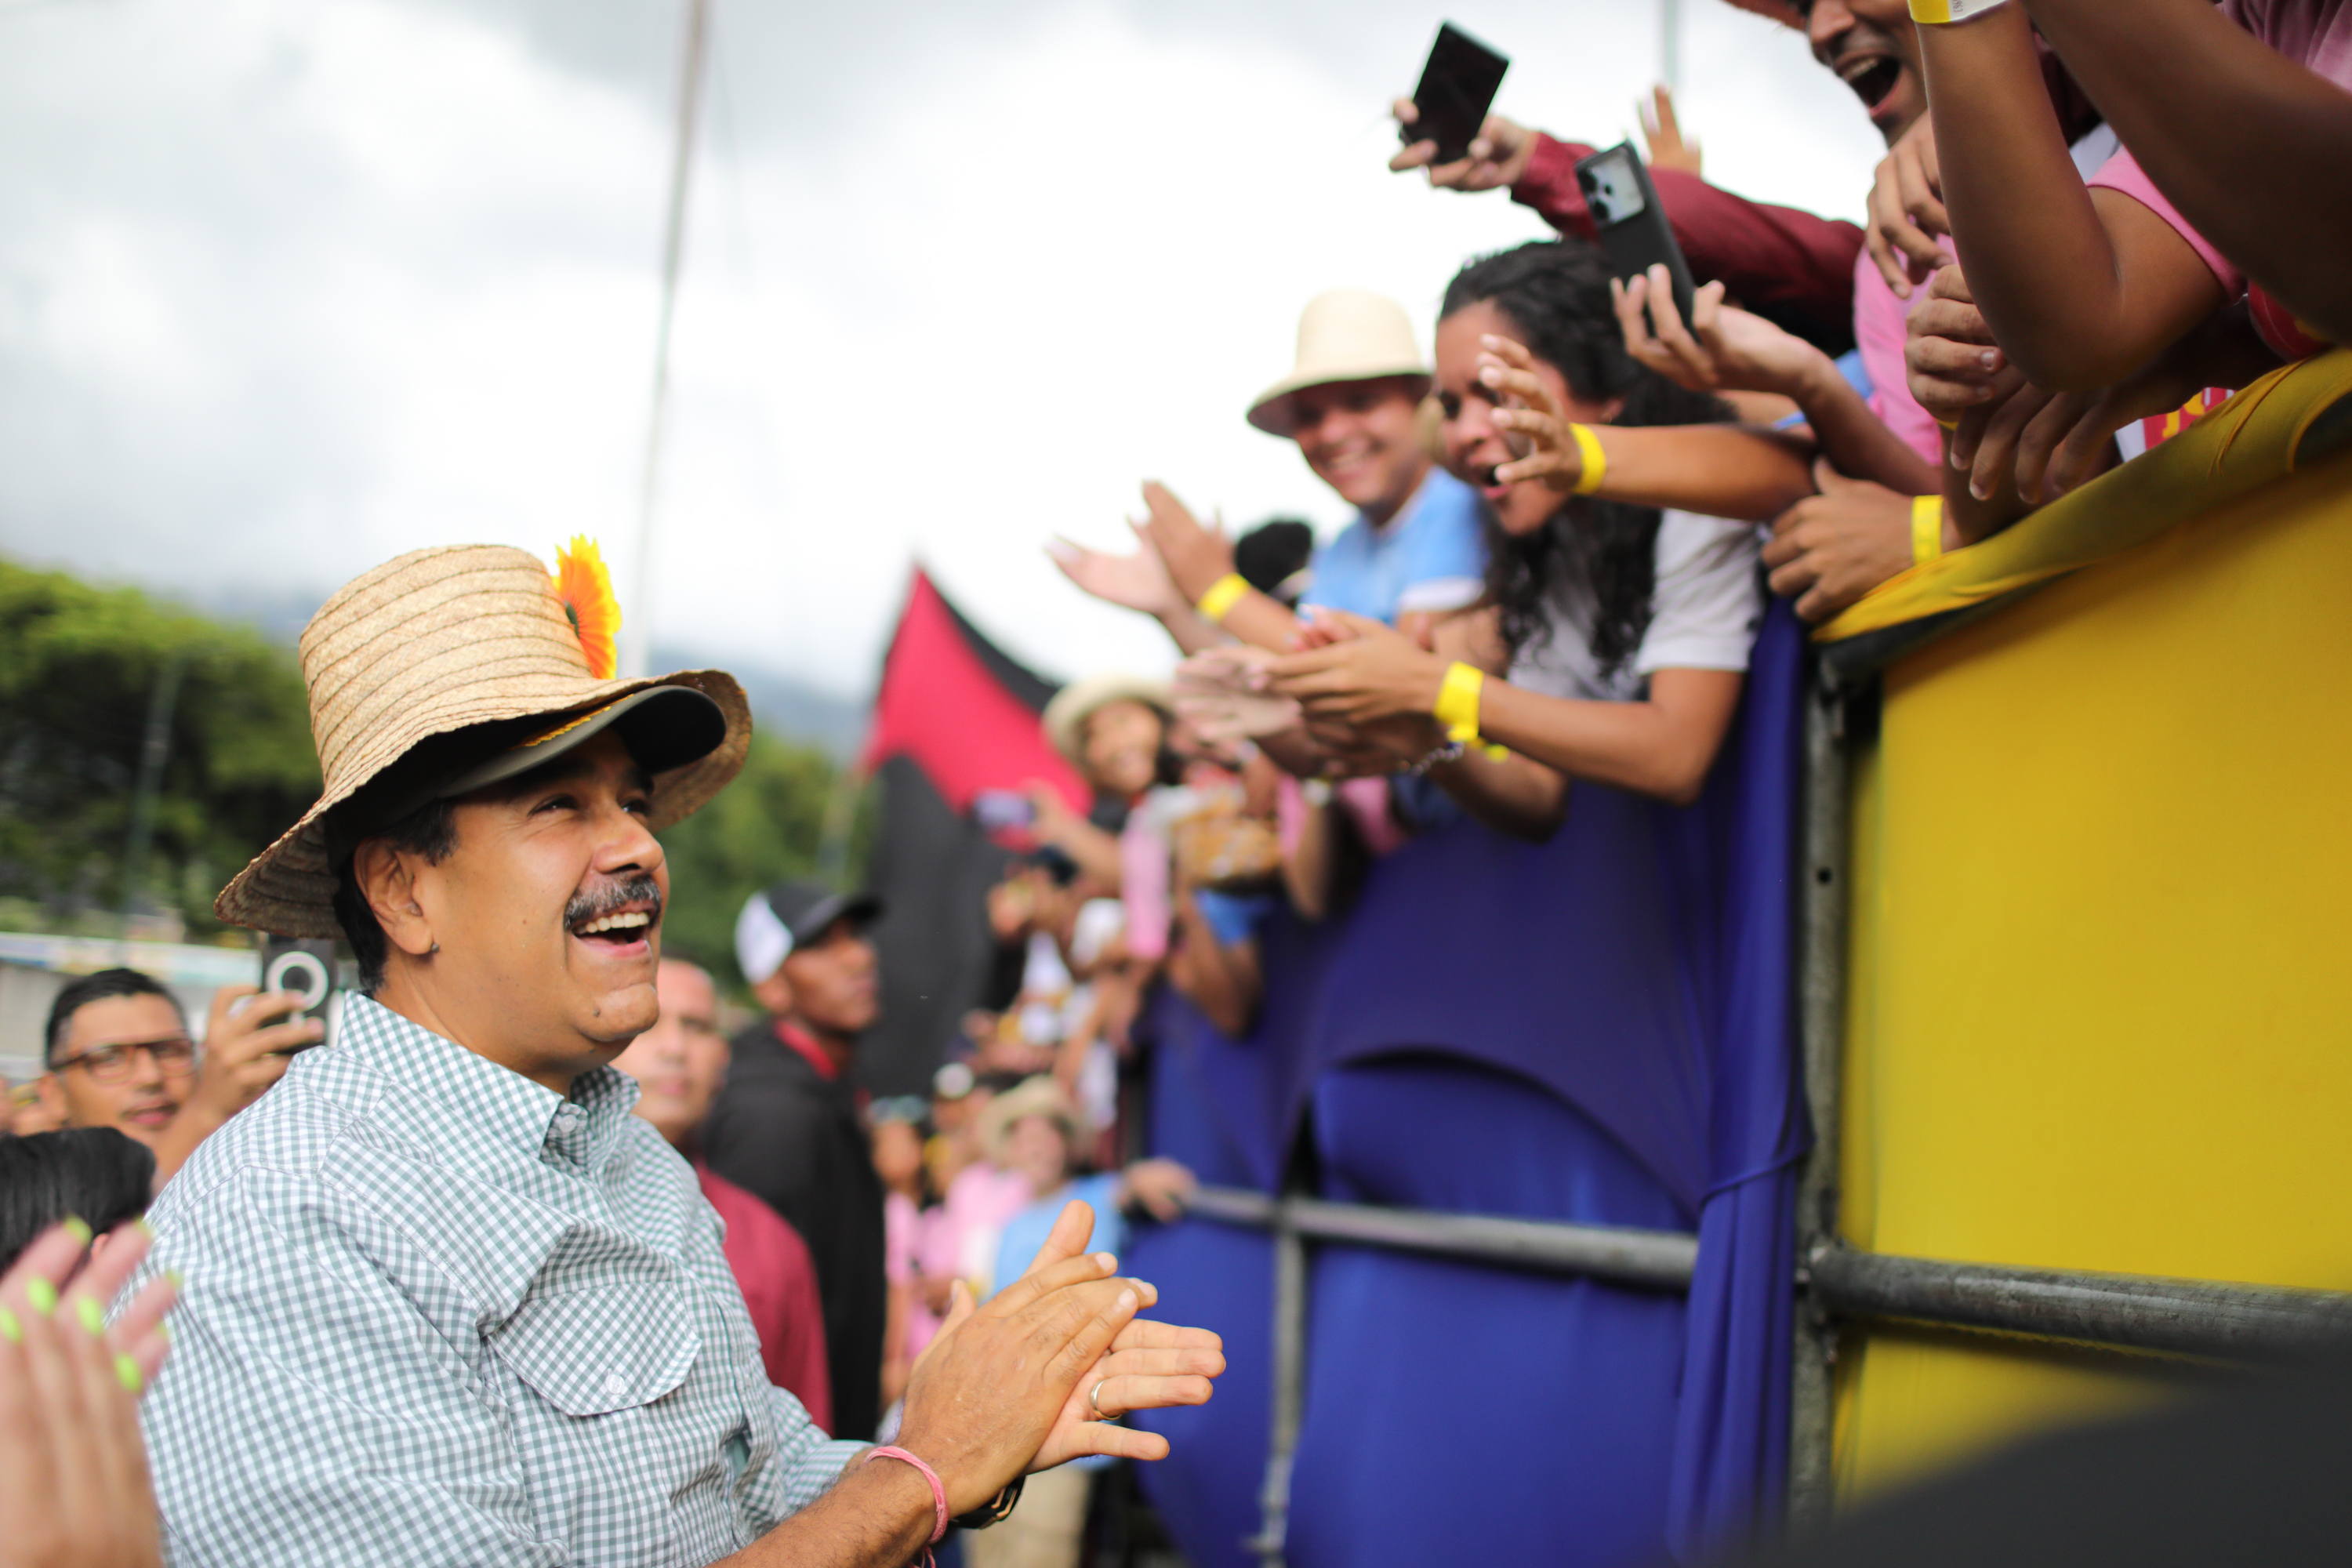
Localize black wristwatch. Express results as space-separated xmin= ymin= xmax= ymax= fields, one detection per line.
xmin=953 ymin=1477 xmax=1024 ymax=1530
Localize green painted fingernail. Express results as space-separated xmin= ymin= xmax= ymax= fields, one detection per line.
xmin=0 ymin=1306 xmax=20 ymax=1345
xmin=115 ymin=1352 xmax=143 ymax=1393
xmin=27 ymin=1279 xmax=56 ymax=1316
xmin=76 ymin=1297 xmax=105 ymax=1336
xmin=64 ymin=1215 xmax=93 ymax=1247
xmin=165 ymin=1269 xmax=184 ymax=1290
xmin=136 ymin=1218 xmax=155 ymax=1240
xmin=158 ymin=1321 xmax=172 ymax=1344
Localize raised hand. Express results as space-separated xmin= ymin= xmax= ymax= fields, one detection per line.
xmin=1867 ymin=116 xmax=1951 ymax=297
xmin=1615 ymin=267 xmax=1819 ymax=397
xmin=1134 ymin=482 xmax=1235 ymax=604
xmin=0 ymin=1221 xmax=178 ymax=1568
xmin=1174 ymin=647 xmax=1301 ymax=744
xmin=1638 ymin=85 xmax=1702 ymax=177
xmin=1475 ymin=336 xmax=1595 ymax=495
xmin=1390 ymin=100 xmax=1537 ymax=192
xmin=1047 ymin=531 xmax=1182 ymax=619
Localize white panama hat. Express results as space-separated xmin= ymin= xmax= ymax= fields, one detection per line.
xmin=1246 ymin=289 xmax=1432 ymax=437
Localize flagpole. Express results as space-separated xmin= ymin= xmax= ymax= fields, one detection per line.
xmin=623 ymin=0 xmax=711 ymax=680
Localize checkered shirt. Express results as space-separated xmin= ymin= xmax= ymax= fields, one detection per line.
xmin=131 ymin=993 xmax=863 ymax=1566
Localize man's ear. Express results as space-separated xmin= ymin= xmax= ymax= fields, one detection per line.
xmin=36 ymin=1073 xmax=65 ymax=1118
xmin=354 ymin=838 xmax=437 ymax=960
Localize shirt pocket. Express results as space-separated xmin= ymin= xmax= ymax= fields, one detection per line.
xmin=490 ymin=1284 xmax=701 ymax=1417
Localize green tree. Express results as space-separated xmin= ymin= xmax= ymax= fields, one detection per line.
xmin=0 ymin=559 xmax=320 ymax=935
xmin=657 ymin=732 xmax=848 ymax=988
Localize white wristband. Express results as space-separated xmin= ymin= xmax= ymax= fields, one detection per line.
xmin=1909 ymin=0 xmax=2009 ymax=20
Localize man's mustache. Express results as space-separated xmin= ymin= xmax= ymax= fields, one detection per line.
xmin=564 ymin=874 xmax=663 ymax=929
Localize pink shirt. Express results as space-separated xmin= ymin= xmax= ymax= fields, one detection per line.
xmin=2087 ymin=0 xmax=2352 ymax=306
xmin=1850 ymin=249 xmax=1947 ymax=467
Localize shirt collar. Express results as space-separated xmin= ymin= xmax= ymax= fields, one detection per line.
xmin=772 ymin=1020 xmax=842 ymax=1082
xmin=335 ymin=993 xmax=643 ymax=1176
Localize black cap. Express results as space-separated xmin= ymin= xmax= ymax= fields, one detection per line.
xmin=761 ymin=880 xmax=885 ymax=946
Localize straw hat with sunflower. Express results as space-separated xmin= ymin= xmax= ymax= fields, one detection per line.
xmin=216 ymin=539 xmax=752 ymax=938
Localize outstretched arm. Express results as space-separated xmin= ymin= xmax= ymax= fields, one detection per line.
xmin=1917 ymin=3 xmax=2223 ymax=390
xmin=2024 ymin=0 xmax=2352 ymax=348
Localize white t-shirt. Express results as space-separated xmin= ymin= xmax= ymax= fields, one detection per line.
xmin=1506 ymin=510 xmax=1762 ymax=704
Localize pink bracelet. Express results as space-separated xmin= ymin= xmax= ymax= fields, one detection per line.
xmin=864 ymin=1446 xmax=948 ymax=1547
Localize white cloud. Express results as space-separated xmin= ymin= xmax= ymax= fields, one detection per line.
xmin=0 ymin=0 xmax=1886 ymax=704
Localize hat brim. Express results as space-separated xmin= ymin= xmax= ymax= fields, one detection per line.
xmin=1041 ymin=674 xmax=1176 ymax=768
xmin=1247 ymin=365 xmax=1433 ymax=437
xmin=216 ymin=669 xmax=753 ymax=938
xmin=785 ymin=889 xmax=885 ymax=947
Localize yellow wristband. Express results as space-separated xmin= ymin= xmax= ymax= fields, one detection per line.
xmin=1434 ymin=662 xmax=1484 ymax=744
xmin=1911 ymin=495 xmax=1944 ymax=563
xmin=1909 ymin=0 xmax=2008 ymax=20
xmin=1567 ymin=423 xmax=1607 ymax=495
xmin=1195 ymin=573 xmax=1250 ymax=624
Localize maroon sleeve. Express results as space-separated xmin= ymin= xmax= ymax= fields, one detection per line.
xmin=702 ymin=1165 xmax=836 ymax=1433
xmin=1509 ymin=132 xmax=1865 ymax=352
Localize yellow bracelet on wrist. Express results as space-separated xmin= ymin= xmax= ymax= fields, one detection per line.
xmin=1567 ymin=423 xmax=1607 ymax=495
xmin=1433 ymin=662 xmax=1485 ymax=744
xmin=1908 ymin=0 xmax=2008 ymax=20
xmin=1195 ymin=573 xmax=1250 ymax=624
xmin=1911 ymin=495 xmax=1945 ymax=563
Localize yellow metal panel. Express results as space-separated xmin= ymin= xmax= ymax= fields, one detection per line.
xmin=1832 ymin=454 xmax=2352 ymax=1498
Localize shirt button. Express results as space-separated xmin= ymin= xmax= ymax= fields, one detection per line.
xmin=603 ymin=1373 xmax=630 ymax=1399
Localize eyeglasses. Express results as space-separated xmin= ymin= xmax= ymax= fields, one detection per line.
xmin=52 ymin=1036 xmax=197 ymax=1084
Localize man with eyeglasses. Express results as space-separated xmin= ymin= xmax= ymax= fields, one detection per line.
xmin=35 ymin=966 xmax=319 ymax=1185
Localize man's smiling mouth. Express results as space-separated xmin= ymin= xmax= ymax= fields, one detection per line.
xmin=1838 ymin=53 xmax=1905 ymax=115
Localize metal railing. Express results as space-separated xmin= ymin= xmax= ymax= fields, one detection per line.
xmin=1181 ymin=1186 xmax=1701 ymax=1567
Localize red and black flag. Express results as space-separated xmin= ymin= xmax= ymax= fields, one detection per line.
xmin=854 ymin=568 xmax=1085 ymax=1094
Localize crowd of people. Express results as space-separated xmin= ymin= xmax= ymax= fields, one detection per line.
xmin=2 ymin=1 xmax=2346 ymax=1563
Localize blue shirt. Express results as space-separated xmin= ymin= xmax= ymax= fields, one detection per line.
xmin=990 ymin=1172 xmax=1127 ymax=1472
xmin=1301 ymin=466 xmax=1486 ymax=623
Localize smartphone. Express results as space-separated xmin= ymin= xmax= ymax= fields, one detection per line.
xmin=259 ymin=935 xmax=337 ymax=1054
xmin=1403 ymin=24 xmax=1510 ymax=165
xmin=973 ymin=790 xmax=1037 ymax=832
xmin=1576 ymin=141 xmax=1697 ymax=331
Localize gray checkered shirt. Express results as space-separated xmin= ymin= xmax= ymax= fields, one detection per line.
xmin=132 ymin=993 xmax=864 ymax=1566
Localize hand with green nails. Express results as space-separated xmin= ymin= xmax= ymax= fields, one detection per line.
xmin=0 ymin=1218 xmax=177 ymax=1568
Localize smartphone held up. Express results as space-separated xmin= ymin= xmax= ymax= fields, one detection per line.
xmin=1403 ymin=23 xmax=1510 ymax=165
xmin=1576 ymin=142 xmax=1698 ymax=332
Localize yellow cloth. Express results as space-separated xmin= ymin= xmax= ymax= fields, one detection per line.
xmin=1817 ymin=349 xmax=2352 ymax=643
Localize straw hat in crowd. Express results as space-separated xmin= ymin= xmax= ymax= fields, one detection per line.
xmin=1246 ymin=288 xmax=1434 ymax=436
xmin=979 ymin=1075 xmax=1087 ymax=1163
xmin=1042 ymin=673 xmax=1175 ymax=768
xmin=216 ymin=543 xmax=750 ymax=938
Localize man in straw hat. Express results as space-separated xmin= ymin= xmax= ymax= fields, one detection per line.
xmin=128 ymin=544 xmax=1224 ymax=1566
xmin=1055 ymin=289 xmax=1486 ymax=659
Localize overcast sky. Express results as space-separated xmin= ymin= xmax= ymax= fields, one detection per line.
xmin=0 ymin=0 xmax=1883 ymax=701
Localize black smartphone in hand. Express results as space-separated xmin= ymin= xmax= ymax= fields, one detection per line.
xmin=1576 ymin=141 xmax=1697 ymax=331
xmin=258 ymin=935 xmax=337 ymax=1054
xmin=1404 ymin=23 xmax=1510 ymax=165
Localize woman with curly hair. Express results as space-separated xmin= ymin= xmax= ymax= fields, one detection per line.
xmin=1271 ymin=239 xmax=1783 ymax=839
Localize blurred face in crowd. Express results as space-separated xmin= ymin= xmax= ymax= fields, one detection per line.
xmin=38 ymin=993 xmax=191 ymax=1147
xmin=1435 ymin=299 xmax=1619 ymax=539
xmin=1004 ymin=1112 xmax=1072 ymax=1198
xmin=1288 ymin=376 xmax=1430 ymax=520
xmin=360 ymin=734 xmax=666 ymax=1091
xmin=1797 ymin=0 xmax=1926 ymax=144
xmin=1080 ymin=700 xmax=1165 ymax=800
xmin=609 ymin=960 xmax=727 ymax=1149
xmin=782 ymin=917 xmax=880 ymax=1038
xmin=872 ymin=1118 xmax=924 ymax=1195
